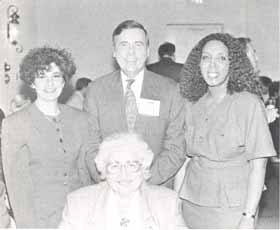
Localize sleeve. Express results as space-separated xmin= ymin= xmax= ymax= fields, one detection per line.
xmin=83 ymin=84 xmax=102 ymax=183
xmin=149 ymin=84 xmax=186 ymax=184
xmin=244 ymin=96 xmax=277 ymax=160
xmin=59 ymin=197 xmax=73 ymax=230
xmin=175 ymin=198 xmax=188 ymax=228
xmin=77 ymin=113 xmax=95 ymax=186
xmin=1 ymin=117 xmax=36 ymax=227
xmin=0 ymin=181 xmax=10 ymax=228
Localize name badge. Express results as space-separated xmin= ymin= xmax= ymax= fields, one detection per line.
xmin=138 ymin=98 xmax=160 ymax=116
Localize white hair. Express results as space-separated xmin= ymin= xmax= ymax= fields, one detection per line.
xmin=95 ymin=132 xmax=154 ymax=180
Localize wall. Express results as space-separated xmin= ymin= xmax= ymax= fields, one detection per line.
xmin=34 ymin=0 xmax=249 ymax=78
xmin=246 ymin=0 xmax=279 ymax=80
xmin=0 ymin=0 xmax=37 ymax=114
xmin=0 ymin=0 xmax=279 ymax=113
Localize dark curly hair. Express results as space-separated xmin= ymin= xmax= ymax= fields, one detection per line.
xmin=19 ymin=46 xmax=76 ymax=85
xmin=180 ymin=33 xmax=261 ymax=102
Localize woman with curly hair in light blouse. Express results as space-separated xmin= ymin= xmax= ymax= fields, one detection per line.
xmin=1 ymin=47 xmax=93 ymax=228
xmin=179 ymin=33 xmax=276 ymax=229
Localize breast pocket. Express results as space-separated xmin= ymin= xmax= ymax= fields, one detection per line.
xmin=214 ymin=121 xmax=245 ymax=158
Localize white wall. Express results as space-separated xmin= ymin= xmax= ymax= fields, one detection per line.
xmin=0 ymin=0 xmax=279 ymax=113
xmin=0 ymin=0 xmax=37 ymax=114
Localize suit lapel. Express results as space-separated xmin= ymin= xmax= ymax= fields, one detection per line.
xmin=107 ymin=71 xmax=127 ymax=130
xmin=140 ymin=70 xmax=161 ymax=101
xmin=135 ymin=70 xmax=161 ymax=131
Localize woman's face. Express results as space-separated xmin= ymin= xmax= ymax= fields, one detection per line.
xmin=32 ymin=62 xmax=65 ymax=102
xmin=200 ymin=40 xmax=230 ymax=88
xmin=105 ymin=150 xmax=145 ymax=197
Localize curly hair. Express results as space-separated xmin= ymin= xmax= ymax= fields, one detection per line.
xmin=180 ymin=33 xmax=261 ymax=102
xmin=19 ymin=46 xmax=76 ymax=85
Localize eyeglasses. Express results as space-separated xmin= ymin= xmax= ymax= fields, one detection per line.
xmin=106 ymin=161 xmax=142 ymax=174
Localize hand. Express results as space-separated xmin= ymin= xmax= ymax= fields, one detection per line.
xmin=237 ymin=215 xmax=255 ymax=229
xmin=265 ymin=105 xmax=279 ymax=123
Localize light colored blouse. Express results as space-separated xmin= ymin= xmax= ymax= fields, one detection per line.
xmin=180 ymin=92 xmax=276 ymax=207
xmin=1 ymin=103 xmax=92 ymax=228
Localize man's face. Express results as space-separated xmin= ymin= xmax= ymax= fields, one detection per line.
xmin=113 ymin=28 xmax=149 ymax=79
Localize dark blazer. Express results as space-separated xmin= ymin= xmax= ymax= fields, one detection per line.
xmin=1 ymin=104 xmax=92 ymax=228
xmin=84 ymin=69 xmax=185 ymax=186
xmin=147 ymin=58 xmax=183 ymax=82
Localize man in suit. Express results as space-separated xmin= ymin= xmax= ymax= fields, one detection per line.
xmin=84 ymin=20 xmax=185 ymax=188
xmin=147 ymin=42 xmax=183 ymax=82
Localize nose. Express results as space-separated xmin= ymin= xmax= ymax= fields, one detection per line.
xmin=208 ymin=58 xmax=217 ymax=70
xmin=119 ymin=165 xmax=128 ymax=178
xmin=46 ymin=76 xmax=54 ymax=87
xmin=127 ymin=44 xmax=135 ymax=56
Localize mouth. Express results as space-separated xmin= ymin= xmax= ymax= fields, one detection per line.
xmin=207 ymin=73 xmax=219 ymax=78
xmin=44 ymin=88 xmax=58 ymax=93
xmin=117 ymin=180 xmax=133 ymax=186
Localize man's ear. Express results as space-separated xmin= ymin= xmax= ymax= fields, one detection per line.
xmin=113 ymin=46 xmax=116 ymax=58
xmin=147 ymin=47 xmax=150 ymax=58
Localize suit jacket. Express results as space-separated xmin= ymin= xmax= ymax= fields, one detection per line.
xmin=147 ymin=58 xmax=183 ymax=82
xmin=84 ymin=69 xmax=185 ymax=186
xmin=59 ymin=182 xmax=186 ymax=230
xmin=1 ymin=103 xmax=92 ymax=228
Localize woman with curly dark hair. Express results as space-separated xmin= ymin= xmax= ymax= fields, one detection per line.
xmin=1 ymin=47 xmax=93 ymax=228
xmin=179 ymin=33 xmax=276 ymax=229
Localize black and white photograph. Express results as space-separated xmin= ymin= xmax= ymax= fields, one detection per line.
xmin=0 ymin=0 xmax=279 ymax=229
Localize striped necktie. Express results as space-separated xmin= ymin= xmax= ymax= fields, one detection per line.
xmin=124 ymin=79 xmax=138 ymax=131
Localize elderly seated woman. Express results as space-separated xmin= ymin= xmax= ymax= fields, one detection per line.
xmin=59 ymin=132 xmax=187 ymax=230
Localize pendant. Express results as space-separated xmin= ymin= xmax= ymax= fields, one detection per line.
xmin=120 ymin=217 xmax=130 ymax=228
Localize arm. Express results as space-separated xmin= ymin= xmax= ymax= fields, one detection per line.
xmin=59 ymin=198 xmax=73 ymax=230
xmin=1 ymin=117 xmax=36 ymax=227
xmin=149 ymin=85 xmax=186 ymax=185
xmin=175 ymin=197 xmax=188 ymax=229
xmin=0 ymin=181 xmax=11 ymax=228
xmin=238 ymin=158 xmax=267 ymax=229
xmin=83 ymin=84 xmax=102 ymax=183
xmin=238 ymin=96 xmax=276 ymax=229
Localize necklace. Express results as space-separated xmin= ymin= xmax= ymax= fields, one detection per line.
xmin=44 ymin=114 xmax=59 ymax=123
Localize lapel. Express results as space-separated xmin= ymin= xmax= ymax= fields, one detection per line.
xmin=108 ymin=71 xmax=127 ymax=130
xmin=86 ymin=183 xmax=109 ymax=230
xmin=140 ymin=70 xmax=161 ymax=101
xmin=140 ymin=183 xmax=160 ymax=228
xmin=135 ymin=70 xmax=162 ymax=132
xmin=27 ymin=103 xmax=57 ymax=136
